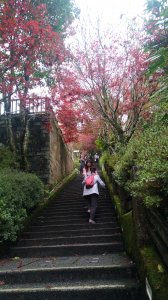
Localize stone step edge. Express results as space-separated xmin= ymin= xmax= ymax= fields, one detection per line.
xmin=30 ymin=221 xmax=117 ymax=228
xmin=37 ymin=215 xmax=117 ymax=220
xmin=0 ymin=281 xmax=140 ymax=293
xmin=23 ymin=227 xmax=121 ymax=234
xmin=11 ymin=242 xmax=123 ymax=250
xmin=38 ymin=213 xmax=115 ymax=219
xmin=0 ymin=264 xmax=136 ymax=275
xmin=19 ymin=233 xmax=121 ymax=242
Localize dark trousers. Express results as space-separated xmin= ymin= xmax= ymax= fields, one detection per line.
xmin=85 ymin=193 xmax=98 ymax=221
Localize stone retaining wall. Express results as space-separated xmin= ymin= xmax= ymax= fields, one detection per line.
xmin=0 ymin=113 xmax=73 ymax=184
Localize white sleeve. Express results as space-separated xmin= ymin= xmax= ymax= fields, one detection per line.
xmin=95 ymin=175 xmax=105 ymax=187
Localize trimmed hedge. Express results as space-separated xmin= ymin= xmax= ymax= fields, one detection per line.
xmin=0 ymin=169 xmax=44 ymax=242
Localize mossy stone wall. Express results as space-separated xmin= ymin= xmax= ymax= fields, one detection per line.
xmin=0 ymin=114 xmax=73 ymax=184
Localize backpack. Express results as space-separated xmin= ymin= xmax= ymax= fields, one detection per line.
xmin=85 ymin=174 xmax=95 ymax=189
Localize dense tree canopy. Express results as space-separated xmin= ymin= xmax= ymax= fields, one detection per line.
xmin=32 ymin=0 xmax=80 ymax=32
xmin=0 ymin=0 xmax=79 ymax=169
xmin=62 ymin=26 xmax=159 ymax=148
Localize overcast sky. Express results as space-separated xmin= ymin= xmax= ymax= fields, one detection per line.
xmin=75 ymin=0 xmax=146 ymax=26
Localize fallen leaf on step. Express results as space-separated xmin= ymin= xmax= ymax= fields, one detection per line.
xmin=12 ymin=257 xmax=20 ymax=260
xmin=0 ymin=281 xmax=5 ymax=285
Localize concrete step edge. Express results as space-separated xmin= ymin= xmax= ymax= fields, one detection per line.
xmin=0 ymin=264 xmax=136 ymax=275
xmin=22 ymin=227 xmax=121 ymax=235
xmin=19 ymin=233 xmax=121 ymax=242
xmin=30 ymin=221 xmax=118 ymax=228
xmin=11 ymin=242 xmax=123 ymax=250
xmin=0 ymin=281 xmax=141 ymax=293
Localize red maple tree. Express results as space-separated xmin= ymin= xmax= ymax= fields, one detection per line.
xmin=65 ymin=26 xmax=160 ymax=147
xmin=0 ymin=0 xmax=67 ymax=169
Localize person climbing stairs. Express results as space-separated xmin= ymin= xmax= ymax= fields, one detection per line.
xmin=0 ymin=173 xmax=146 ymax=299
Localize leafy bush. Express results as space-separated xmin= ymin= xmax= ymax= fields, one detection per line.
xmin=0 ymin=169 xmax=44 ymax=242
xmin=95 ymin=137 xmax=107 ymax=152
xmin=113 ymin=121 xmax=168 ymax=207
xmin=100 ymin=150 xmax=120 ymax=170
xmin=113 ymin=138 xmax=138 ymax=188
xmin=0 ymin=145 xmax=17 ymax=169
xmin=131 ymin=123 xmax=168 ymax=206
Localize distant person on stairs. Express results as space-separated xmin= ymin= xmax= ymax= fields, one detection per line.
xmin=82 ymin=159 xmax=94 ymax=176
xmin=82 ymin=167 xmax=105 ymax=224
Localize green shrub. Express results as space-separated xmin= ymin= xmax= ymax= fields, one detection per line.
xmin=113 ymin=121 xmax=168 ymax=207
xmin=95 ymin=137 xmax=107 ymax=152
xmin=0 ymin=145 xmax=17 ymax=169
xmin=131 ymin=123 xmax=168 ymax=207
xmin=0 ymin=169 xmax=44 ymax=242
xmin=100 ymin=150 xmax=120 ymax=170
xmin=113 ymin=138 xmax=139 ymax=188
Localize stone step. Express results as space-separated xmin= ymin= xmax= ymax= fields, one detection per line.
xmin=46 ymin=199 xmax=112 ymax=205
xmin=34 ymin=216 xmax=117 ymax=225
xmin=0 ymin=173 xmax=146 ymax=300
xmin=0 ymin=279 xmax=143 ymax=300
xmin=0 ymin=264 xmax=137 ymax=284
xmin=37 ymin=212 xmax=115 ymax=220
xmin=27 ymin=221 xmax=118 ymax=232
xmin=43 ymin=205 xmax=114 ymax=213
xmin=17 ymin=233 xmax=122 ymax=247
xmin=10 ymin=242 xmax=124 ymax=258
xmin=48 ymin=199 xmax=113 ymax=205
xmin=42 ymin=208 xmax=115 ymax=216
xmin=26 ymin=220 xmax=117 ymax=232
xmin=22 ymin=227 xmax=121 ymax=239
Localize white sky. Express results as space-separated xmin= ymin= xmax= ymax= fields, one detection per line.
xmin=75 ymin=0 xmax=146 ymax=26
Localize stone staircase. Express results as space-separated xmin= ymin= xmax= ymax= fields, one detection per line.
xmin=0 ymin=174 xmax=146 ymax=299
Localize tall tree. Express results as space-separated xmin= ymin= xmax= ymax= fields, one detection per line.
xmin=0 ymin=0 xmax=66 ymax=169
xmin=68 ymin=27 xmax=159 ymax=148
xmin=32 ymin=0 xmax=80 ymax=32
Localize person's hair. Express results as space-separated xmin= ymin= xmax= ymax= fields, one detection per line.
xmin=90 ymin=167 xmax=96 ymax=174
xmin=84 ymin=159 xmax=93 ymax=172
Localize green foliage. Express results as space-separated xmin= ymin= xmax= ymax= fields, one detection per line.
xmin=145 ymin=0 xmax=168 ymax=73
xmin=32 ymin=0 xmax=80 ymax=32
xmin=0 ymin=145 xmax=17 ymax=169
xmin=0 ymin=169 xmax=44 ymax=242
xmin=95 ymin=137 xmax=107 ymax=152
xmin=132 ymin=123 xmax=168 ymax=206
xmin=145 ymin=0 xmax=168 ymax=110
xmin=99 ymin=150 xmax=120 ymax=170
xmin=114 ymin=118 xmax=168 ymax=207
xmin=113 ymin=138 xmax=138 ymax=188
